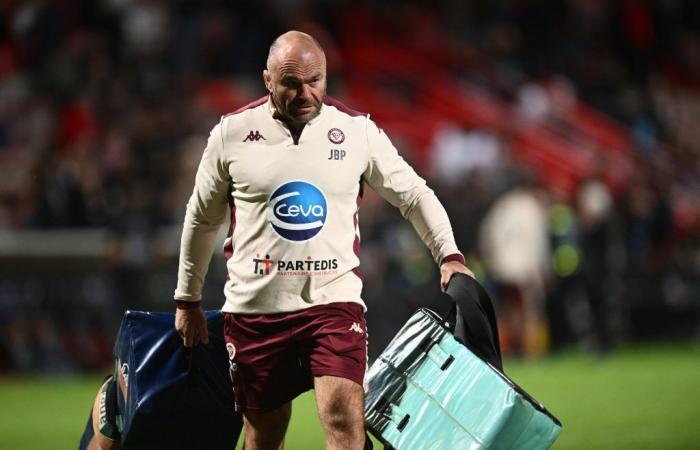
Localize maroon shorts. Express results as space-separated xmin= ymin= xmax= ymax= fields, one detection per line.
xmin=223 ymin=302 xmax=367 ymax=413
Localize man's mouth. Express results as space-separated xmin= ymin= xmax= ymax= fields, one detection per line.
xmin=293 ymin=105 xmax=314 ymax=113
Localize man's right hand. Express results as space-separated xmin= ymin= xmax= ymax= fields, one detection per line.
xmin=175 ymin=304 xmax=209 ymax=348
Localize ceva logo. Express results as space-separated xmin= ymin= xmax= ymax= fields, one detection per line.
xmin=268 ymin=181 xmax=327 ymax=241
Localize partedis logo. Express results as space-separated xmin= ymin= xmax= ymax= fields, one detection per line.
xmin=253 ymin=253 xmax=275 ymax=275
xmin=252 ymin=254 xmax=339 ymax=276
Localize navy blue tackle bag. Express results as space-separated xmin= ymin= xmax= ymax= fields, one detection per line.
xmin=78 ymin=310 xmax=242 ymax=450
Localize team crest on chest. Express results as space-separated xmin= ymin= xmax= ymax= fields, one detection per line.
xmin=327 ymin=128 xmax=345 ymax=144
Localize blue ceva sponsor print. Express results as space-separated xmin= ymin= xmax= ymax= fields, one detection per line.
xmin=267 ymin=181 xmax=327 ymax=241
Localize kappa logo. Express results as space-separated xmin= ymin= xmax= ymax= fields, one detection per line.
xmin=327 ymin=128 xmax=345 ymax=144
xmin=243 ymin=130 xmax=266 ymax=142
xmin=349 ymin=322 xmax=364 ymax=334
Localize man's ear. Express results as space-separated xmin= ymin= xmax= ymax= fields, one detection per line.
xmin=263 ymin=70 xmax=272 ymax=92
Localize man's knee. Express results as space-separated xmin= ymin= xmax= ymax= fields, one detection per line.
xmin=315 ymin=376 xmax=365 ymax=436
xmin=319 ymin=398 xmax=362 ymax=433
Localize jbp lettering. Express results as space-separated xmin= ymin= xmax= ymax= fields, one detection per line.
xmin=327 ymin=149 xmax=346 ymax=160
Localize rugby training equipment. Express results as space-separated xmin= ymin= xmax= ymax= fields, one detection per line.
xmin=78 ymin=311 xmax=242 ymax=450
xmin=365 ymin=274 xmax=561 ymax=449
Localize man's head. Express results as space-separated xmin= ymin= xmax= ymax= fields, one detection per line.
xmin=264 ymin=31 xmax=327 ymax=127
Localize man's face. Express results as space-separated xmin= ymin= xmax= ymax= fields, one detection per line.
xmin=264 ymin=49 xmax=326 ymax=126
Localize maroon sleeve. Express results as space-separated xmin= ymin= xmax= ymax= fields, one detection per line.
xmin=440 ymin=253 xmax=465 ymax=266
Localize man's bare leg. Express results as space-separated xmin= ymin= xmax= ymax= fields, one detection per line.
xmin=243 ymin=402 xmax=292 ymax=450
xmin=314 ymin=376 xmax=365 ymax=450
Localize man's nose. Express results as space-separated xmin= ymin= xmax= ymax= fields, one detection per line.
xmin=297 ymin=83 xmax=312 ymax=99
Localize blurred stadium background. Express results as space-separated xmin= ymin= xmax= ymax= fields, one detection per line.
xmin=0 ymin=0 xmax=699 ymax=449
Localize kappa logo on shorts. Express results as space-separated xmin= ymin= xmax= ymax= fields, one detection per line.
xmin=349 ymin=322 xmax=364 ymax=334
xmin=226 ymin=342 xmax=236 ymax=360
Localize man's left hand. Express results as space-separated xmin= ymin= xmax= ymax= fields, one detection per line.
xmin=440 ymin=261 xmax=475 ymax=292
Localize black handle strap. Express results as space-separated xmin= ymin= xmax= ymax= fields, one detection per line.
xmin=183 ymin=347 xmax=199 ymax=386
xmin=445 ymin=274 xmax=503 ymax=372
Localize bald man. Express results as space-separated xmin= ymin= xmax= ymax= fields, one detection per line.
xmin=174 ymin=31 xmax=473 ymax=450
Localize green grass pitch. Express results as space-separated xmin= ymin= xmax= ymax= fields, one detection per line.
xmin=1 ymin=343 xmax=698 ymax=450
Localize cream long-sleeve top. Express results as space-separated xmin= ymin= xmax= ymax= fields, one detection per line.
xmin=175 ymin=96 xmax=463 ymax=314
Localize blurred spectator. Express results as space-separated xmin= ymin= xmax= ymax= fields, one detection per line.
xmin=545 ymin=179 xmax=619 ymax=355
xmin=430 ymin=124 xmax=503 ymax=185
xmin=479 ymin=178 xmax=551 ymax=357
xmin=576 ymin=179 xmax=616 ymax=353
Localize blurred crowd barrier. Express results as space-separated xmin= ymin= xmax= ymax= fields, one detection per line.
xmin=1 ymin=1 xmax=699 ymax=372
